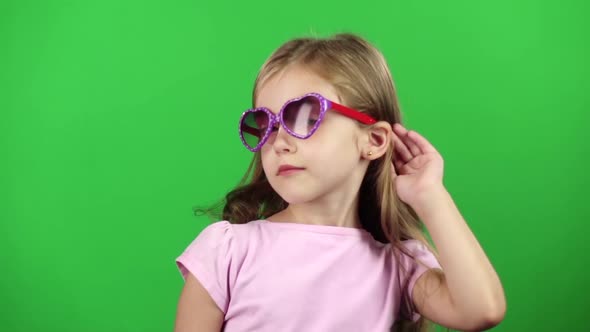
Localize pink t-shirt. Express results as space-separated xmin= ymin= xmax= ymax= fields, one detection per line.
xmin=176 ymin=220 xmax=441 ymax=331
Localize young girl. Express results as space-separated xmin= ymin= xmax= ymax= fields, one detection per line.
xmin=174 ymin=33 xmax=506 ymax=332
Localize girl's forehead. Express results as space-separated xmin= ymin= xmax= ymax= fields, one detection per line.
xmin=255 ymin=67 xmax=340 ymax=112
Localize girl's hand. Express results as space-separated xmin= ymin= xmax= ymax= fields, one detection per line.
xmin=390 ymin=123 xmax=445 ymax=207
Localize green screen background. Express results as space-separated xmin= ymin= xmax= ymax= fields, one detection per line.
xmin=2 ymin=0 xmax=588 ymax=331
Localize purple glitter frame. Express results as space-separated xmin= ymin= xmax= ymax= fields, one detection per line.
xmin=239 ymin=92 xmax=377 ymax=152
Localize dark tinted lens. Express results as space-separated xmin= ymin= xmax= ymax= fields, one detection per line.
xmin=241 ymin=110 xmax=269 ymax=149
xmin=283 ymin=96 xmax=321 ymax=136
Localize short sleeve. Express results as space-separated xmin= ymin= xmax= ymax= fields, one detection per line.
xmin=175 ymin=221 xmax=234 ymax=314
xmin=398 ymin=239 xmax=442 ymax=322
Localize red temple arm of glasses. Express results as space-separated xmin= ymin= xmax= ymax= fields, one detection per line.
xmin=330 ymin=102 xmax=377 ymax=124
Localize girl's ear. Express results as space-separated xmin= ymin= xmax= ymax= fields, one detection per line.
xmin=362 ymin=121 xmax=392 ymax=160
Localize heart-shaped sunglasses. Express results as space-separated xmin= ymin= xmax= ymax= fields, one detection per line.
xmin=239 ymin=92 xmax=377 ymax=152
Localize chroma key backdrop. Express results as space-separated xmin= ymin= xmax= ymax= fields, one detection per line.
xmin=1 ymin=0 xmax=588 ymax=331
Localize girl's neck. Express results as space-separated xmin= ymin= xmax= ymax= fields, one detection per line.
xmin=267 ymin=202 xmax=363 ymax=229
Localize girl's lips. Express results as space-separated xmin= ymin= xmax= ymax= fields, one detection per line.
xmin=277 ymin=164 xmax=305 ymax=176
xmin=278 ymin=168 xmax=305 ymax=176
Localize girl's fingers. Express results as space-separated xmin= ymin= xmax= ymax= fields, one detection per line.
xmin=393 ymin=123 xmax=421 ymax=156
xmin=391 ymin=131 xmax=413 ymax=162
xmin=393 ymin=159 xmax=404 ymax=175
xmin=407 ymin=130 xmax=438 ymax=154
xmin=394 ymin=123 xmax=437 ymax=155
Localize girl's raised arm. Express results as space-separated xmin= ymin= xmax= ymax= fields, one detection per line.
xmin=391 ymin=124 xmax=506 ymax=330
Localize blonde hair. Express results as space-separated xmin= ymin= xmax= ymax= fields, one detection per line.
xmin=197 ymin=33 xmax=442 ymax=332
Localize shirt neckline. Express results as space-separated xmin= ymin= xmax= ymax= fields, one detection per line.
xmin=254 ymin=219 xmax=374 ymax=238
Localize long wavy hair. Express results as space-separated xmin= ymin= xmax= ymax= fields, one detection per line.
xmin=196 ymin=33 xmax=443 ymax=332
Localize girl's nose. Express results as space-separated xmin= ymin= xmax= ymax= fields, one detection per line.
xmin=270 ymin=124 xmax=296 ymax=153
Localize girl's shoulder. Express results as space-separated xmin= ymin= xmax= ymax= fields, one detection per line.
xmin=202 ymin=219 xmax=265 ymax=234
xmin=177 ymin=220 xmax=258 ymax=271
xmin=195 ymin=219 xmax=265 ymax=248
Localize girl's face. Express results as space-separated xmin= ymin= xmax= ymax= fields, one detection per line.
xmin=256 ymin=65 xmax=367 ymax=205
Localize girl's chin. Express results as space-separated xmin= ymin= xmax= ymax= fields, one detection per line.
xmin=276 ymin=192 xmax=316 ymax=205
